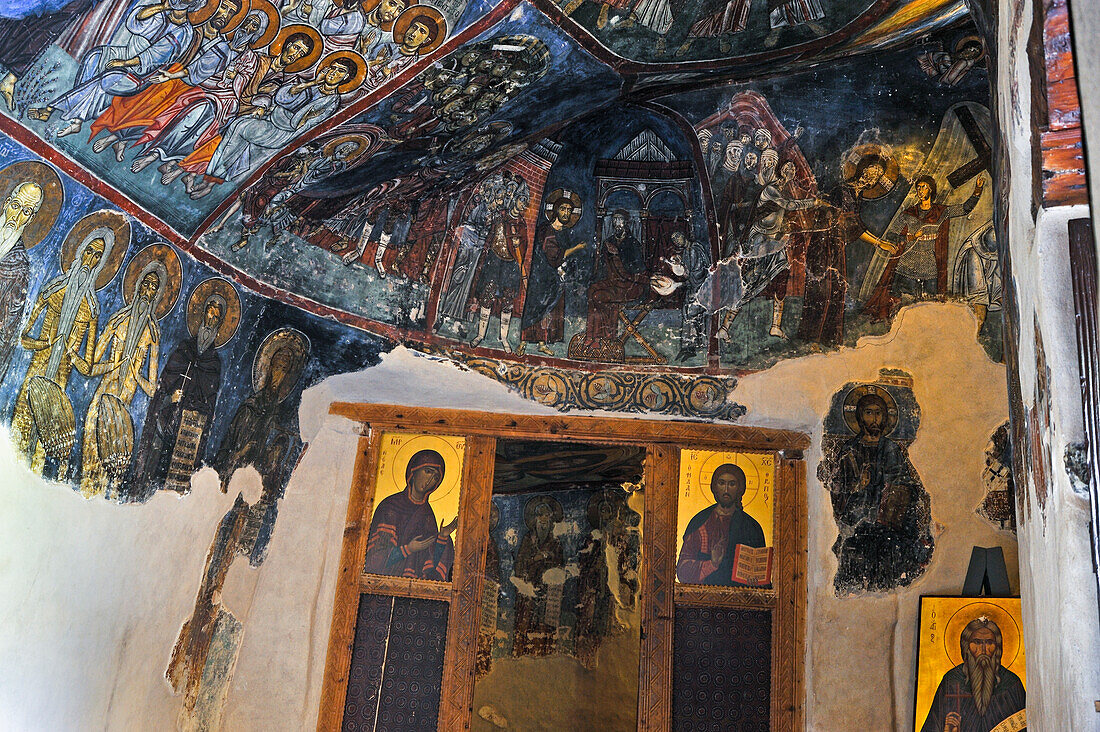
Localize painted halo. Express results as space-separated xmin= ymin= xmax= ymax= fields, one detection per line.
xmin=270 ymin=24 xmax=324 ymax=74
xmin=321 ymin=133 xmax=371 ymax=164
xmin=841 ymin=143 xmax=900 ymax=201
xmin=542 ymin=188 xmax=582 ymax=228
xmin=392 ymin=4 xmax=446 ymax=55
xmin=523 ymin=495 xmax=563 ymax=530
xmin=0 ymin=161 xmax=63 ymax=249
xmin=841 ymin=383 xmax=900 ymax=437
xmin=188 ymin=0 xmax=227 ymax=26
xmin=252 ymin=327 xmax=310 ymax=403
xmin=697 ymin=451 xmax=763 ymax=511
xmin=59 ymin=210 xmax=130 ymax=290
xmin=122 ymin=243 xmax=183 ymax=320
xmin=218 ymin=0 xmax=252 ymax=35
xmin=943 ymin=600 xmax=1022 ymax=669
xmin=389 ymin=434 xmax=462 ymax=505
xmin=185 ymin=277 xmax=242 ymax=349
xmin=243 ymin=0 xmax=280 ymax=49
xmin=318 ymin=50 xmax=368 ymax=94
xmin=361 ymin=0 xmax=418 ymax=32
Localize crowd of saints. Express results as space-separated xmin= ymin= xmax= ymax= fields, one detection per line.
xmin=0 ymin=161 xmax=310 ymax=503
xmin=4 ymin=0 xmax=451 ymax=199
xmin=214 ymin=33 xmax=551 ymax=262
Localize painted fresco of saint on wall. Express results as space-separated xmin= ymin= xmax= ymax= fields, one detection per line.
xmin=819 ymin=371 xmax=933 ymax=595
xmin=363 ymin=431 xmax=466 ymax=582
xmin=914 ymin=597 xmax=1027 ymax=732
xmin=676 ymin=449 xmax=774 ymax=588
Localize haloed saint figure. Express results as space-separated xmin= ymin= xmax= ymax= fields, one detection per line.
xmin=364 ymin=449 xmax=458 ymax=581
xmin=921 ymin=617 xmax=1026 ymax=732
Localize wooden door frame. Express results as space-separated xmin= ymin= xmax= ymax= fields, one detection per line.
xmin=317 ymin=403 xmax=809 ymax=731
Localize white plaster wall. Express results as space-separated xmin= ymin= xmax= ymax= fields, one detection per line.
xmin=0 ymin=311 xmax=1020 ymax=732
xmin=997 ymin=0 xmax=1100 ymax=728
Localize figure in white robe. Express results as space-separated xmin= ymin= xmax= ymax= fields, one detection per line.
xmin=206 ymin=76 xmax=342 ymax=184
xmin=28 ymin=0 xmax=198 ymax=137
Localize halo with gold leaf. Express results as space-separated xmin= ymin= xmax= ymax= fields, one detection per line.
xmin=185 ymin=277 xmax=242 ymax=349
xmin=841 ymin=143 xmax=900 ymax=201
xmin=943 ymin=600 xmax=1023 ymax=669
xmin=122 ymin=243 xmax=183 ymax=319
xmin=252 ymin=327 xmax=310 ymax=403
xmin=390 ymin=433 xmax=463 ymax=506
xmin=0 ymin=160 xmax=64 ymax=249
xmin=321 ymin=133 xmax=370 ymax=165
xmin=697 ymin=451 xmax=764 ymax=511
xmin=542 ymin=188 xmax=582 ymax=228
xmin=59 ymin=210 xmax=130 ymax=290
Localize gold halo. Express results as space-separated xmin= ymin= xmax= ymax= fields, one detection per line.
xmin=252 ymin=327 xmax=310 ymax=403
xmin=59 ymin=210 xmax=130 ymax=290
xmin=361 ymin=0 xmax=417 ymax=32
xmin=0 ymin=161 xmax=63 ymax=249
xmin=219 ymin=0 xmax=252 ymax=34
xmin=841 ymin=143 xmax=900 ymax=201
xmin=390 ymin=434 xmax=463 ymax=508
xmin=392 ymin=4 xmax=446 ymax=55
xmin=243 ymin=0 xmax=280 ymax=49
xmin=698 ymin=452 xmax=764 ymax=511
xmin=542 ymin=188 xmax=582 ymax=227
xmin=943 ymin=601 xmax=1022 ymax=669
xmin=523 ymin=495 xmax=563 ymax=531
xmin=188 ymin=0 xmax=223 ymax=26
xmin=185 ymin=277 xmax=242 ymax=349
xmin=321 ymin=133 xmax=369 ymax=163
xmin=842 ymin=383 xmax=900 ymax=437
xmin=270 ymin=24 xmax=323 ymax=74
xmin=318 ymin=50 xmax=367 ymax=94
xmin=122 ymin=243 xmax=183 ymax=320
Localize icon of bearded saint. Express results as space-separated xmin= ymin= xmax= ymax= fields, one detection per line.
xmin=921 ymin=617 xmax=1026 ymax=732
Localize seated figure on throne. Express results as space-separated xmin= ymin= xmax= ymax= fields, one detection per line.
xmin=568 ymin=210 xmax=648 ymax=362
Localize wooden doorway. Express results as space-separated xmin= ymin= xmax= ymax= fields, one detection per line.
xmin=317 ymin=405 xmax=808 ymax=731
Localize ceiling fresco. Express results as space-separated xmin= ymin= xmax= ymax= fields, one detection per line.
xmin=0 ymin=0 xmax=996 ymax=417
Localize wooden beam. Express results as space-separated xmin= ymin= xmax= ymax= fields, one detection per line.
xmin=358 ymin=574 xmax=453 ymax=602
xmin=329 ymin=403 xmax=810 ymax=453
xmin=438 ymin=435 xmax=496 ymax=731
xmin=317 ymin=431 xmax=381 ymax=732
xmin=637 ymin=444 xmax=678 ymax=731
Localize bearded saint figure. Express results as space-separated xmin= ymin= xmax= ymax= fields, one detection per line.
xmin=920 ymin=617 xmax=1026 ymax=732
xmin=124 ymin=279 xmax=239 ymax=502
xmin=74 ymin=255 xmax=174 ymax=498
xmin=12 ymin=226 xmax=118 ymax=474
xmin=0 ymin=181 xmax=43 ymax=380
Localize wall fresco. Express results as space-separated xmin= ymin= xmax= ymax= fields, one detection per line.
xmin=0 ymin=137 xmax=387 ymax=725
xmin=819 ymin=369 xmax=933 ymax=595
